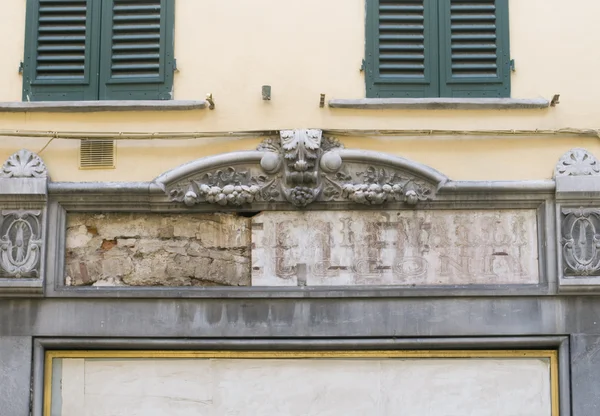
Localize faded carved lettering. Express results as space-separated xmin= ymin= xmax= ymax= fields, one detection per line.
xmin=252 ymin=210 xmax=539 ymax=286
xmin=439 ymin=256 xmax=472 ymax=278
xmin=275 ymin=222 xmax=297 ymax=279
xmin=339 ymin=217 xmax=355 ymax=247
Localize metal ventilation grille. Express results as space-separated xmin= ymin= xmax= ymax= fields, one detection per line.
xmin=111 ymin=0 xmax=162 ymax=79
xmin=36 ymin=0 xmax=88 ymax=80
xmin=450 ymin=0 xmax=498 ymax=77
xmin=80 ymin=140 xmax=116 ymax=169
xmin=378 ymin=0 xmax=425 ymax=79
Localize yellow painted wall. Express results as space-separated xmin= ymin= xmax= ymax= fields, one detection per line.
xmin=0 ymin=0 xmax=598 ymax=181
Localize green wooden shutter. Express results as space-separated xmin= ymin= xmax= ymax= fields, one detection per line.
xmin=23 ymin=0 xmax=101 ymax=101
xmin=99 ymin=0 xmax=175 ymax=100
xmin=366 ymin=0 xmax=439 ymax=98
xmin=439 ymin=0 xmax=510 ymax=97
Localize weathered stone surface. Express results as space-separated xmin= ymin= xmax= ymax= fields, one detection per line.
xmin=252 ymin=210 xmax=539 ymax=286
xmin=0 ymin=337 xmax=32 ymax=416
xmin=572 ymin=335 xmax=600 ymax=416
xmin=65 ymin=213 xmax=250 ymax=287
xmin=54 ymin=356 xmax=551 ymax=416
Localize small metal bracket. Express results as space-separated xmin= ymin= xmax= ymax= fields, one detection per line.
xmin=509 ymin=59 xmax=516 ymax=72
xmin=319 ymin=94 xmax=325 ymax=108
xmin=173 ymin=58 xmax=179 ymax=72
xmin=360 ymin=59 xmax=366 ymax=72
xmin=551 ymin=94 xmax=560 ymax=107
xmin=206 ymin=93 xmax=215 ymax=110
xmin=18 ymin=61 xmax=24 ymax=74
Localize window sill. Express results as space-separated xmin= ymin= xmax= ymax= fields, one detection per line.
xmin=328 ymin=97 xmax=550 ymax=110
xmin=0 ymin=100 xmax=208 ymax=113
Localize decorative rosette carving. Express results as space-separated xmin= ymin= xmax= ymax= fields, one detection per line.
xmin=0 ymin=149 xmax=47 ymax=178
xmin=555 ymin=148 xmax=600 ymax=177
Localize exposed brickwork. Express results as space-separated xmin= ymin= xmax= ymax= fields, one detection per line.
xmin=65 ymin=213 xmax=251 ymax=287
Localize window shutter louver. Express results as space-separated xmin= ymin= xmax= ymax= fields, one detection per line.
xmin=366 ymin=0 xmax=439 ymax=98
xmin=439 ymin=0 xmax=510 ymax=97
xmin=98 ymin=0 xmax=174 ymax=100
xmin=23 ymin=0 xmax=101 ymax=101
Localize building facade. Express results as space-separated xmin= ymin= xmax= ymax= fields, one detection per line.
xmin=1 ymin=0 xmax=600 ymax=414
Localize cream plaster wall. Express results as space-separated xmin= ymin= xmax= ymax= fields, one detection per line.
xmin=0 ymin=0 xmax=598 ymax=181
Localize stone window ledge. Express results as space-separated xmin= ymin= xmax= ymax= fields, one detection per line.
xmin=0 ymin=100 xmax=207 ymax=113
xmin=328 ymin=97 xmax=550 ymax=110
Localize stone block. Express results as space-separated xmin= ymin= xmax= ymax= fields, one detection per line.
xmin=252 ymin=210 xmax=539 ymax=286
xmin=571 ymin=335 xmax=600 ymax=416
xmin=0 ymin=337 xmax=32 ymax=416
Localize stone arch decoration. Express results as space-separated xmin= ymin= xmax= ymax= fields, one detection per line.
xmin=155 ymin=129 xmax=448 ymax=208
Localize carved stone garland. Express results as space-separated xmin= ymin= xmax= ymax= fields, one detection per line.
xmin=167 ymin=129 xmax=437 ymax=208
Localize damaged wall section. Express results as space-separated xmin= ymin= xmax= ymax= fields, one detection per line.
xmin=65 ymin=213 xmax=251 ymax=287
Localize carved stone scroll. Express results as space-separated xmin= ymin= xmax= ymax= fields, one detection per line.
xmin=561 ymin=208 xmax=600 ymax=277
xmin=0 ymin=149 xmax=48 ymax=293
xmin=555 ymin=149 xmax=600 ymax=290
xmin=0 ymin=210 xmax=43 ymax=278
xmin=159 ymin=129 xmax=446 ymax=208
